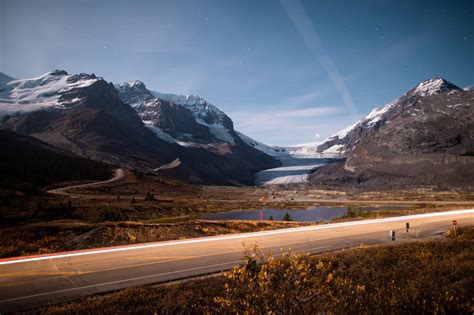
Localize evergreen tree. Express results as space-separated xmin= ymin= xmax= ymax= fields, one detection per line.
xmin=145 ymin=191 xmax=155 ymax=201
xmin=283 ymin=212 xmax=293 ymax=221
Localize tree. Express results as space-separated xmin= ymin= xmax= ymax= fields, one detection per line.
xmin=283 ymin=212 xmax=293 ymax=221
xmin=145 ymin=191 xmax=155 ymax=201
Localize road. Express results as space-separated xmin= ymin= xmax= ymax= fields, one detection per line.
xmin=0 ymin=209 xmax=472 ymax=313
xmin=47 ymin=168 xmax=124 ymax=197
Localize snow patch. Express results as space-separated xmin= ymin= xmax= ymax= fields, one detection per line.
xmin=323 ymin=144 xmax=346 ymax=155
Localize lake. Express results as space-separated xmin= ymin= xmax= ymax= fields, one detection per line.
xmin=202 ymin=206 xmax=411 ymax=222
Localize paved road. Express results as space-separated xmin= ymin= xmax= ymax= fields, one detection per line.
xmin=47 ymin=168 xmax=124 ymax=197
xmin=0 ymin=209 xmax=472 ymax=313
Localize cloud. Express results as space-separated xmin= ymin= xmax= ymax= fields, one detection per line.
xmin=228 ymin=104 xmax=357 ymax=146
xmin=280 ymin=0 xmax=359 ymax=122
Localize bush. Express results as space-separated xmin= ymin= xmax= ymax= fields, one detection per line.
xmin=145 ymin=191 xmax=155 ymax=201
xmin=98 ymin=208 xmax=123 ymax=222
xmin=215 ymin=236 xmax=474 ymax=314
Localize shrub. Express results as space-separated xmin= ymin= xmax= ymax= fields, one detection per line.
xmin=98 ymin=208 xmax=123 ymax=222
xmin=215 ymin=236 xmax=474 ymax=314
xmin=145 ymin=191 xmax=155 ymax=201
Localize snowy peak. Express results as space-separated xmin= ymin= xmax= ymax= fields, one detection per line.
xmin=154 ymin=92 xmax=232 ymax=129
xmin=409 ymin=77 xmax=460 ymax=97
xmin=115 ymin=80 xmax=156 ymax=108
xmin=116 ymin=82 xmax=238 ymax=145
xmin=316 ymin=77 xmax=463 ymax=156
xmin=0 ymin=70 xmax=102 ymax=116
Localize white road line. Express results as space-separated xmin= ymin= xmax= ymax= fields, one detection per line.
xmin=0 ymin=245 xmax=334 ymax=304
xmin=0 ymin=260 xmax=240 ymax=304
xmin=1 ymin=209 xmax=472 ymax=265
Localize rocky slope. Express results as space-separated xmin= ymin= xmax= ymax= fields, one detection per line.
xmin=317 ymin=78 xmax=462 ymax=156
xmin=0 ymin=71 xmax=278 ymax=185
xmin=0 ymin=129 xmax=112 ymax=191
xmin=115 ymin=80 xmax=279 ymax=175
xmin=310 ymin=79 xmax=474 ymax=189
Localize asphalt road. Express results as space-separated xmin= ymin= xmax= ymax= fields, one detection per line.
xmin=47 ymin=168 xmax=124 ymax=197
xmin=0 ymin=209 xmax=473 ymax=313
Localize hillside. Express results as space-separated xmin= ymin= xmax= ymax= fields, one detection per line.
xmin=310 ymin=81 xmax=474 ymax=189
xmin=0 ymin=71 xmax=279 ymax=185
xmin=0 ymin=130 xmax=112 ymax=193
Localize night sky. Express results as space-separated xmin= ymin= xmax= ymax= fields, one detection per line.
xmin=2 ymin=0 xmax=473 ymax=145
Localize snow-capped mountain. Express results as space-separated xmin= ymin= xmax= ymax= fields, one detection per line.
xmin=316 ymin=78 xmax=462 ymax=156
xmin=236 ymin=131 xmax=289 ymax=157
xmin=0 ymin=70 xmax=99 ymax=117
xmin=0 ymin=70 xmax=279 ymax=185
xmin=310 ymin=78 xmax=474 ymax=189
xmin=116 ymin=81 xmax=238 ymax=145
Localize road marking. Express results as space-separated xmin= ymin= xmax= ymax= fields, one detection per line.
xmin=0 ymin=260 xmax=240 ymax=304
xmin=1 ymin=209 xmax=473 ymax=266
xmin=0 ymin=240 xmax=334 ymax=286
xmin=0 ymin=244 xmax=335 ymax=305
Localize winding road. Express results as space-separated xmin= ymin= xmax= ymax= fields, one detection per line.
xmin=47 ymin=168 xmax=124 ymax=197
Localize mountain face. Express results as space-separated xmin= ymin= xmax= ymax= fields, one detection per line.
xmin=0 ymin=70 xmax=178 ymax=168
xmin=115 ymin=80 xmax=279 ymax=170
xmin=116 ymin=81 xmax=217 ymax=144
xmin=310 ymin=79 xmax=474 ymax=189
xmin=317 ymin=78 xmax=462 ymax=156
xmin=0 ymin=71 xmax=278 ymax=185
xmin=116 ymin=82 xmax=240 ymax=145
xmin=0 ymin=129 xmax=112 ymax=192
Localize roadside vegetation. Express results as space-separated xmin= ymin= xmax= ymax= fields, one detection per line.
xmin=38 ymin=226 xmax=474 ymax=314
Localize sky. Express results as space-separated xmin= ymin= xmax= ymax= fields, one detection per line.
xmin=1 ymin=0 xmax=473 ymax=146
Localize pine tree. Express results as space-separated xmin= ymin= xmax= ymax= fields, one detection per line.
xmin=283 ymin=212 xmax=292 ymax=221
xmin=145 ymin=191 xmax=155 ymax=201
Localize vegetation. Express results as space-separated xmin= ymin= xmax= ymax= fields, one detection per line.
xmin=97 ymin=208 xmax=124 ymax=222
xmin=344 ymin=206 xmax=372 ymax=218
xmin=0 ymin=130 xmax=112 ymax=193
xmin=145 ymin=191 xmax=156 ymax=201
xmin=37 ymin=226 xmax=474 ymax=314
xmin=282 ymin=212 xmax=292 ymax=221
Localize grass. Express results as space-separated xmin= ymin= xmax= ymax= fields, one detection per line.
xmin=36 ymin=226 xmax=474 ymax=314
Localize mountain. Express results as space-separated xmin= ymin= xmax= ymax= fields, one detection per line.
xmin=0 ymin=73 xmax=15 ymax=90
xmin=0 ymin=70 xmax=178 ymax=169
xmin=0 ymin=71 xmax=278 ymax=185
xmin=317 ymin=78 xmax=462 ymax=156
xmin=115 ymin=81 xmax=223 ymax=144
xmin=310 ymin=78 xmax=474 ymax=189
xmin=151 ymin=91 xmax=237 ymax=143
xmin=115 ymin=80 xmax=279 ymax=173
xmin=236 ymin=131 xmax=290 ymax=157
xmin=0 ymin=129 xmax=111 ymax=192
